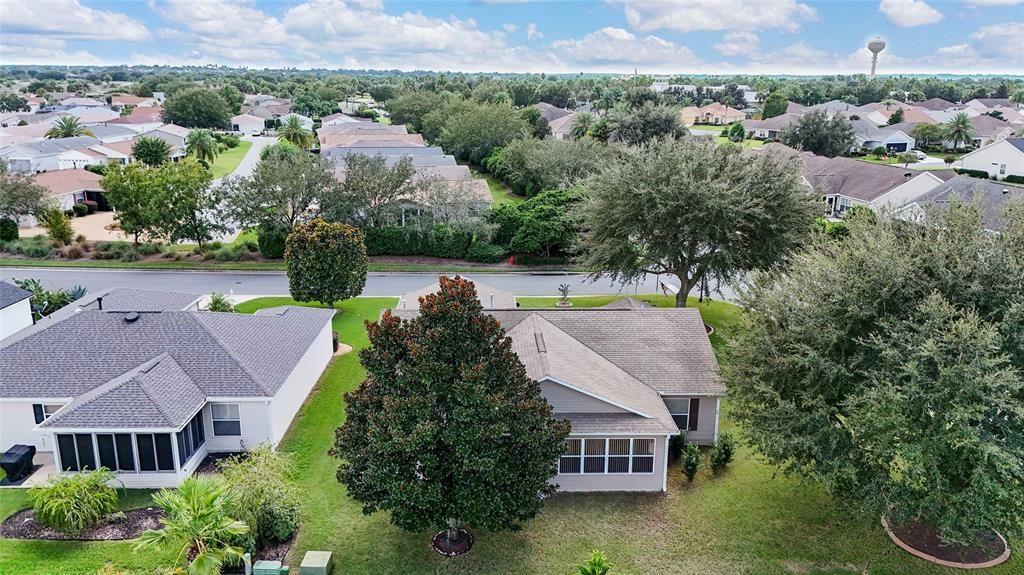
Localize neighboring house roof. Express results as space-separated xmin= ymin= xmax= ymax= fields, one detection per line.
xmin=742 ymin=112 xmax=801 ymax=132
xmin=101 ymin=139 xmax=138 ymax=156
xmin=905 ymin=175 xmax=1024 ymax=230
xmin=320 ymin=112 xmax=359 ymax=123
xmin=785 ymin=101 xmax=805 ymax=114
xmin=397 ymin=279 xmax=515 ymax=310
xmin=319 ymin=133 xmax=424 ymax=149
xmin=916 ymin=98 xmax=956 ymax=111
xmin=0 ymin=136 xmax=101 ymax=159
xmin=106 ymin=106 xmax=163 ymax=125
xmin=969 ymin=114 xmax=1012 ymax=138
xmin=849 ymin=118 xmax=911 ymax=144
xmin=60 ymin=97 xmax=105 ymax=107
xmin=800 ymin=154 xmax=945 ymax=202
xmin=548 ymin=113 xmax=576 ymax=135
xmin=74 ymin=288 xmax=202 ymax=313
xmin=600 ymin=298 xmax=652 ymax=309
xmin=231 ymin=113 xmax=264 ymax=124
xmin=317 ymin=123 xmax=408 ymax=136
xmin=1008 ymin=138 xmax=1024 ymax=153
xmin=110 ymin=95 xmax=153 ymax=106
xmin=0 ymin=303 xmax=335 ymax=409
xmin=31 ymin=169 xmax=103 ymax=196
xmin=811 ymin=100 xmax=859 ymax=115
xmin=328 ymin=145 xmax=444 ymax=157
xmin=0 ymin=281 xmax=31 ymax=309
xmin=533 ymin=102 xmax=573 ymax=123
xmin=699 ymin=102 xmax=744 ymax=118
xmin=970 ymin=98 xmax=1012 ymax=108
xmin=87 ymin=124 xmax=137 ymax=140
xmin=150 ymin=124 xmax=190 ymax=139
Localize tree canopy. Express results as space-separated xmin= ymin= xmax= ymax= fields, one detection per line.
xmin=223 ymin=150 xmax=334 ymax=230
xmin=760 ymin=91 xmax=788 ymax=120
xmin=436 ymin=102 xmax=529 ymax=164
xmin=726 ymin=203 xmax=1024 ymax=544
xmin=101 ymin=163 xmax=161 ymax=244
xmin=0 ymin=168 xmax=47 ymax=219
xmin=150 ymin=159 xmax=226 ymax=251
xmin=162 ymin=87 xmax=232 ymax=129
xmin=131 ymin=136 xmax=173 ymax=167
xmin=575 ymin=137 xmax=817 ymax=306
xmin=332 ymin=276 xmax=570 ymax=541
xmin=285 ymin=218 xmax=367 ymax=308
xmin=322 ymin=154 xmax=416 ymax=228
xmin=781 ymin=109 xmax=855 ymax=157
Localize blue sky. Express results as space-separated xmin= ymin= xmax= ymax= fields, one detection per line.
xmin=1 ymin=0 xmax=1021 ymax=74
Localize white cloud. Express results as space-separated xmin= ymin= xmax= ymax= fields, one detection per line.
xmin=964 ymin=0 xmax=1023 ymax=5
xmin=551 ymin=27 xmax=699 ymax=68
xmin=0 ymin=0 xmax=150 ymax=41
xmin=970 ymin=22 xmax=1024 ymax=61
xmin=0 ymin=44 xmax=106 ymax=66
xmin=502 ymin=23 xmax=518 ymax=32
xmin=715 ymin=32 xmax=759 ymax=57
xmin=526 ymin=22 xmax=542 ymax=40
xmin=878 ymin=0 xmax=944 ymax=27
xmin=621 ymin=0 xmax=816 ymax=33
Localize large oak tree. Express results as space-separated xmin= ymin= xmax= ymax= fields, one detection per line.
xmin=332 ymin=276 xmax=570 ymax=545
xmin=575 ymin=137 xmax=817 ymax=306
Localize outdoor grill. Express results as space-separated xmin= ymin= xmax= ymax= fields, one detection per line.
xmin=0 ymin=444 xmax=36 ymax=482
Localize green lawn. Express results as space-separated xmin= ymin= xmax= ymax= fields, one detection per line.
xmin=3 ymin=294 xmax=1019 ymax=575
xmin=475 ymin=170 xmax=525 ymax=207
xmin=209 ymin=140 xmax=253 ymax=178
xmin=712 ymin=137 xmax=767 ymax=149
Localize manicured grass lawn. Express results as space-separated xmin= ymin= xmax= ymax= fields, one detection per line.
xmin=712 ymin=136 xmax=767 ymax=149
xmin=472 ymin=168 xmax=525 ymax=207
xmin=4 ymin=294 xmax=1019 ymax=574
xmin=0 ymin=489 xmax=175 ymax=574
xmin=209 ymin=140 xmax=253 ymax=178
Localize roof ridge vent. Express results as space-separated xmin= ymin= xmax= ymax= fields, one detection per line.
xmin=124 ymin=311 xmax=140 ymax=323
xmin=535 ymin=332 xmax=546 ymax=353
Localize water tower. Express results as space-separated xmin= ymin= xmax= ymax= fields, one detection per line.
xmin=868 ymin=37 xmax=886 ymax=76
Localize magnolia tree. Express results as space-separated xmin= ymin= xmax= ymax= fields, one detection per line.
xmin=285 ymin=218 xmax=367 ymax=308
xmin=727 ymin=204 xmax=1024 ymax=544
xmin=332 ymin=276 xmax=569 ymax=552
xmin=575 ymin=137 xmax=817 ymax=306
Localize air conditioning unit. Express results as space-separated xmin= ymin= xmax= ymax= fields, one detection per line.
xmin=252 ymin=560 xmax=288 ymax=575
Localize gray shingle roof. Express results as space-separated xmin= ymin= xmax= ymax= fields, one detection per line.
xmin=76 ymin=288 xmax=201 ymax=313
xmin=558 ymin=413 xmax=677 ymax=435
xmin=910 ymin=175 xmax=1024 ymax=231
xmin=0 ymin=281 xmax=31 ymax=308
xmin=393 ymin=307 xmax=723 ymax=397
xmin=40 ymin=354 xmax=206 ymax=429
xmin=801 ymin=154 xmax=924 ymax=202
xmin=1008 ymin=138 xmax=1024 ymax=153
xmin=1 ymin=306 xmax=335 ymax=408
xmin=533 ymin=102 xmax=572 ymax=123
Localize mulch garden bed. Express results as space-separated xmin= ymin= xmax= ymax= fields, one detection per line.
xmin=884 ymin=518 xmax=1009 ymax=568
xmin=0 ymin=507 xmax=163 ymax=541
xmin=431 ymin=528 xmax=473 ymax=557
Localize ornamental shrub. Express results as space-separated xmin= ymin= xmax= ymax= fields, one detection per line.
xmin=0 ymin=217 xmax=18 ymax=241
xmin=72 ymin=203 xmax=88 ymax=217
xmin=83 ymin=200 xmax=98 ymax=214
xmin=286 ymin=218 xmax=367 ymax=308
xmin=681 ymin=443 xmax=701 ymax=482
xmin=257 ymin=222 xmax=289 ymax=259
xmin=1003 ymin=175 xmax=1024 ymax=184
xmin=219 ymin=445 xmax=301 ymax=545
xmin=465 ymin=241 xmax=506 ymax=263
xmin=710 ymin=432 xmax=736 ymax=473
xmin=37 ymin=204 xmax=73 ymax=246
xmin=29 ymin=468 xmax=119 ymax=534
xmin=363 ymin=224 xmax=474 ymax=259
xmin=954 ymin=168 xmax=992 ymax=179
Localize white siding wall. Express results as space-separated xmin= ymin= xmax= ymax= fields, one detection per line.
xmin=203 ymin=400 xmax=272 ymax=453
xmin=268 ymin=322 xmax=334 ymax=444
xmin=0 ymin=401 xmax=57 ymax=451
xmin=871 ymin=173 xmax=945 ymax=211
xmin=0 ymin=298 xmax=32 ymax=340
xmin=554 ymin=435 xmax=668 ymax=492
xmin=539 ymin=380 xmax=627 ymax=414
xmin=961 ymin=140 xmax=1024 ymax=178
xmin=687 ymin=397 xmax=720 ymax=445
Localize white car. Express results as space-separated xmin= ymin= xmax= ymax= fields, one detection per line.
xmin=912 ymin=150 xmax=928 ymax=161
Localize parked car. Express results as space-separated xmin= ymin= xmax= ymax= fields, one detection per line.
xmin=912 ymin=149 xmax=928 ymax=160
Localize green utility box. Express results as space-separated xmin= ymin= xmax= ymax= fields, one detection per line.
xmin=300 ymin=551 xmax=334 ymax=575
xmin=253 ymin=560 xmax=288 ymax=575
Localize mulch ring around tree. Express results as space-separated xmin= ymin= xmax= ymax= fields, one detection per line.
xmin=431 ymin=528 xmax=473 ymax=557
xmin=0 ymin=507 xmax=164 ymax=541
xmin=882 ymin=517 xmax=1011 ymax=569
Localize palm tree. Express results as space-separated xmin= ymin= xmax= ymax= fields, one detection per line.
xmin=185 ymin=129 xmax=219 ymax=168
xmin=1011 ymin=88 xmax=1024 ymax=110
xmin=136 ymin=476 xmax=249 ymax=575
xmin=570 ymin=112 xmax=594 ymax=140
xmin=277 ymin=116 xmax=314 ymax=149
xmin=943 ymin=112 xmax=975 ymax=151
xmin=45 ymin=116 xmax=95 ymax=139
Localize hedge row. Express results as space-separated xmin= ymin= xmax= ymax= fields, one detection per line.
xmin=363 ymin=224 xmax=507 ymax=263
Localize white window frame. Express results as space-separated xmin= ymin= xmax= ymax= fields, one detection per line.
xmin=41 ymin=404 xmax=62 ymax=421
xmin=211 ymin=403 xmax=241 ymax=437
xmin=665 ymin=398 xmax=690 ymax=430
xmin=558 ymin=437 xmax=656 ymax=475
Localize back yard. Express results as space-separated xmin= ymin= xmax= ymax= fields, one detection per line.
xmin=1 ymin=294 xmax=1020 ymax=574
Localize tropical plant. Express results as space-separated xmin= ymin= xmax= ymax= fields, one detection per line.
xmin=29 ymin=468 xmax=119 ymax=534
xmin=185 ymin=129 xmax=219 ymax=167
xmin=132 ymin=136 xmax=173 ymax=167
xmin=14 ymin=277 xmax=87 ymax=319
xmin=332 ymin=276 xmax=570 ymax=547
xmin=285 ymin=218 xmax=367 ymax=308
xmin=276 ymin=115 xmax=315 ymax=149
xmin=205 ymin=293 xmax=235 ymax=312
xmin=218 ymin=445 xmax=301 ymax=545
xmin=45 ymin=116 xmax=96 ymax=139
xmin=943 ymin=112 xmax=975 ymax=150
xmin=577 ymin=550 xmax=612 ymax=575
xmin=569 ymin=111 xmax=594 ymax=140
xmin=681 ymin=443 xmax=701 ymax=482
xmin=135 ymin=476 xmax=250 ymax=575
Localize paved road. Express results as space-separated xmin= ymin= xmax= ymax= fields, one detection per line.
xmin=0 ymin=268 xmax=737 ymax=300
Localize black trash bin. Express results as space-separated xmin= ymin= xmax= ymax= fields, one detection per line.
xmin=1 ymin=444 xmax=37 ymax=482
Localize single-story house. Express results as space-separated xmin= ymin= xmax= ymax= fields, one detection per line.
xmin=398 ymin=278 xmax=516 ymax=310
xmin=104 ymin=106 xmax=165 ymax=133
xmin=915 ymin=98 xmax=957 ymax=112
xmin=850 ymin=118 xmax=915 ymax=153
xmin=18 ymin=169 xmax=104 ymax=226
xmin=231 ymin=113 xmax=265 ymax=135
xmin=0 ymin=281 xmax=32 ymax=341
xmin=533 ymin=102 xmax=573 ymax=124
xmin=741 ymin=113 xmax=801 ymax=140
xmin=0 ymin=136 xmax=101 ymax=173
xmin=0 ymin=288 xmax=335 ymax=488
xmin=959 ymin=138 xmax=1024 ymax=179
xmin=953 ymin=115 xmax=1014 ymax=149
xmin=800 ymin=152 xmax=954 ymax=216
xmin=898 ymin=175 xmax=1024 ymax=231
xmin=279 ymin=112 xmax=314 ymax=130
xmin=138 ymin=124 xmax=190 ymax=151
xmin=87 ymin=124 xmax=138 ymax=144
xmin=320 ymin=112 xmax=362 ymax=126
xmin=694 ymin=102 xmax=745 ymax=125
xmin=393 ymin=294 xmax=723 ymax=492
xmin=110 ymin=95 xmax=157 ymax=112
xmin=549 ymin=113 xmax=576 ymax=140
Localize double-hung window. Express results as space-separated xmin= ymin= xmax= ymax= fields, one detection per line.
xmin=665 ymin=398 xmax=701 ymax=432
xmin=558 ymin=438 xmax=657 ymax=475
xmin=211 ymin=403 xmax=241 ymax=436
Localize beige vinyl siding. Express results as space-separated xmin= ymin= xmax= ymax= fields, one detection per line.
xmin=202 ymin=401 xmax=272 ymax=453
xmin=662 ymin=396 xmax=720 ymax=445
xmin=554 ymin=434 xmax=667 ymax=492
xmin=539 ymin=380 xmax=627 ymax=413
xmin=268 ymin=321 xmax=333 ymax=444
